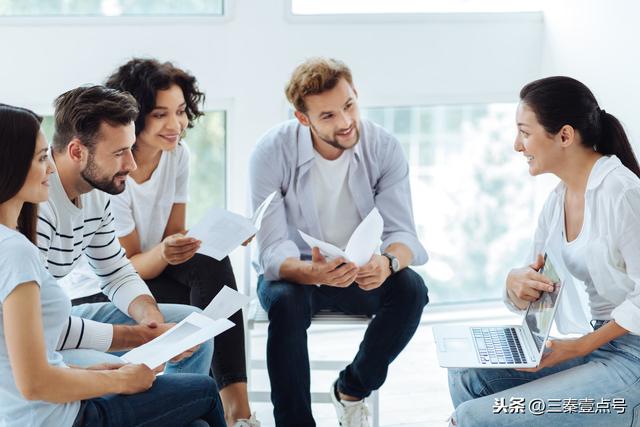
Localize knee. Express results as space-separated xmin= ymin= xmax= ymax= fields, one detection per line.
xmin=261 ymin=281 xmax=309 ymax=323
xmin=392 ymin=269 xmax=429 ymax=309
xmin=448 ymin=368 xmax=482 ymax=407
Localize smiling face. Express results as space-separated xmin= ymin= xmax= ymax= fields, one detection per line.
xmin=80 ymin=121 xmax=137 ymax=195
xmin=296 ymin=78 xmax=361 ymax=153
xmin=514 ymin=102 xmax=564 ymax=176
xmin=16 ymin=130 xmax=55 ymax=204
xmin=136 ymin=84 xmax=189 ymax=152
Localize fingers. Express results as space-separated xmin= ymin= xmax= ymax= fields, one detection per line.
xmin=530 ymin=253 xmax=545 ymax=271
xmin=166 ymin=235 xmax=199 ymax=247
xmin=311 ymin=247 xmax=325 ymax=263
xmin=326 ymin=263 xmax=358 ymax=285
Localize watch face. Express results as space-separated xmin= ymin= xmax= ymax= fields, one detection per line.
xmin=391 ymin=257 xmax=400 ymax=272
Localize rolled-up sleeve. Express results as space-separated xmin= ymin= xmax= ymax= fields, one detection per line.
xmin=375 ymin=135 xmax=427 ymax=266
xmin=611 ymin=188 xmax=640 ymax=335
xmin=250 ymin=144 xmax=300 ymax=281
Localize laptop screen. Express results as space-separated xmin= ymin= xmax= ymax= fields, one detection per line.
xmin=524 ymin=254 xmax=562 ymax=353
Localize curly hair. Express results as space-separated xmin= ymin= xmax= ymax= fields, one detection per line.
xmin=105 ymin=58 xmax=205 ymax=136
xmin=285 ymin=57 xmax=353 ymax=113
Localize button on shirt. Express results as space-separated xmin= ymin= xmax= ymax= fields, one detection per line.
xmin=249 ymin=119 xmax=428 ymax=281
xmin=504 ymin=155 xmax=640 ymax=335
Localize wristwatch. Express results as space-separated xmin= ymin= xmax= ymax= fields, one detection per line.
xmin=382 ymin=252 xmax=400 ymax=274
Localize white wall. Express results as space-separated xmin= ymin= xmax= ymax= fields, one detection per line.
xmin=541 ymin=0 xmax=640 ymax=147
xmin=0 ymin=0 xmax=544 ymax=285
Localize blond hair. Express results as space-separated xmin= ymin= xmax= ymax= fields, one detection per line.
xmin=285 ymin=57 xmax=354 ymax=113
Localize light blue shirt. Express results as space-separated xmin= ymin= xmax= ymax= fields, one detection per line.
xmin=0 ymin=226 xmax=80 ymax=427
xmin=250 ymin=118 xmax=428 ymax=281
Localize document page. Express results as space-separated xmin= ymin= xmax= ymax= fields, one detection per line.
xmin=298 ymin=207 xmax=383 ymax=267
xmin=121 ymin=313 xmax=234 ymax=369
xmin=202 ymin=285 xmax=251 ymax=320
xmin=187 ymin=191 xmax=277 ymax=261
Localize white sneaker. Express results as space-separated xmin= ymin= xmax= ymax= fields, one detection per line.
xmin=233 ymin=412 xmax=261 ymax=427
xmin=330 ymin=380 xmax=370 ymax=427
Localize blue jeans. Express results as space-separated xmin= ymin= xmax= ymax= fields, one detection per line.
xmin=62 ymin=302 xmax=213 ymax=375
xmin=72 ymin=374 xmax=225 ymax=427
xmin=258 ymin=268 xmax=428 ymax=427
xmin=448 ymin=321 xmax=640 ymax=426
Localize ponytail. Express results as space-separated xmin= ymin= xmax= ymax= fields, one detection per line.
xmin=598 ymin=111 xmax=640 ymax=178
xmin=520 ymin=76 xmax=640 ymax=178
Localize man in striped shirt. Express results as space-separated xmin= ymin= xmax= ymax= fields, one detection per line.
xmin=36 ymin=85 xmax=212 ymax=373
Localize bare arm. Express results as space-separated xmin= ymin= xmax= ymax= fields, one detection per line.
xmin=118 ymin=204 xmax=199 ymax=280
xmin=5 ymin=282 xmax=155 ymax=403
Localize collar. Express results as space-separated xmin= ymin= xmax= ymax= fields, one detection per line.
xmin=552 ymin=155 xmax=622 ymax=195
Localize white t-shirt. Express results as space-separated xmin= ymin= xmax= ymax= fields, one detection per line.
xmin=0 ymin=225 xmax=80 ymax=426
xmin=62 ymin=142 xmax=190 ymax=299
xmin=310 ymin=148 xmax=361 ymax=249
xmin=112 ymin=142 xmax=190 ymax=251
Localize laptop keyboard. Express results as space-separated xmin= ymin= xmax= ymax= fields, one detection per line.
xmin=471 ymin=327 xmax=528 ymax=365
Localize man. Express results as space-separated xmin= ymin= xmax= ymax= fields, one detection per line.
xmin=250 ymin=58 xmax=429 ymax=427
xmin=37 ymin=85 xmax=211 ymax=373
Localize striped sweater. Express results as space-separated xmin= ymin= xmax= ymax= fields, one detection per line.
xmin=37 ymin=170 xmax=153 ymax=351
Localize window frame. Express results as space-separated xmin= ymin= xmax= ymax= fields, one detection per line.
xmin=0 ymin=0 xmax=233 ymax=25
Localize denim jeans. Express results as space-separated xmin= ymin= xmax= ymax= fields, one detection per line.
xmin=257 ymin=268 xmax=428 ymax=427
xmin=448 ymin=321 xmax=640 ymax=426
xmin=72 ymin=374 xmax=225 ymax=427
xmin=61 ymin=302 xmax=213 ymax=375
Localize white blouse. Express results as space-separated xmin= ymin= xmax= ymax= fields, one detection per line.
xmin=504 ymin=155 xmax=640 ymax=335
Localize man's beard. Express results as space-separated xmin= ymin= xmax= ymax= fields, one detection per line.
xmin=310 ymin=123 xmax=360 ymax=151
xmin=81 ymin=154 xmax=127 ymax=195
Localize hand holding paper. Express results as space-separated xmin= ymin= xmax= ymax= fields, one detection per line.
xmin=299 ymin=207 xmax=384 ymax=267
xmin=121 ymin=286 xmax=250 ymax=369
xmin=188 ymin=191 xmax=277 ymax=261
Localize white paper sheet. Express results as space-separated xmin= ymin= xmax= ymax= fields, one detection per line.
xmin=187 ymin=191 xmax=276 ymax=261
xmin=298 ymin=207 xmax=384 ymax=267
xmin=121 ymin=312 xmax=234 ymax=369
xmin=202 ymin=285 xmax=251 ymax=320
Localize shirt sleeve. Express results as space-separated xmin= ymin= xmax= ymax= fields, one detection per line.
xmin=36 ymin=201 xmax=56 ymax=263
xmin=502 ymin=192 xmax=553 ymax=314
xmin=250 ymin=142 xmax=300 ymax=281
xmin=85 ymin=199 xmax=153 ymax=314
xmin=174 ymin=142 xmax=190 ymax=204
xmin=110 ymin=190 xmax=136 ymax=238
xmin=610 ymin=188 xmax=640 ymax=335
xmin=55 ymin=316 xmax=113 ymax=352
xmin=0 ymin=236 xmax=43 ymax=302
xmin=375 ymin=133 xmax=428 ymax=266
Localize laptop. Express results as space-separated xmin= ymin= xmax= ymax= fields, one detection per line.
xmin=432 ymin=252 xmax=565 ymax=368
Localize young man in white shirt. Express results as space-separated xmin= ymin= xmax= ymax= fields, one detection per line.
xmin=37 ymin=85 xmax=211 ymax=373
xmin=250 ymin=58 xmax=429 ymax=427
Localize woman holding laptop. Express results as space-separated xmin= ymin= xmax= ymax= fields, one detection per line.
xmin=447 ymin=77 xmax=640 ymax=426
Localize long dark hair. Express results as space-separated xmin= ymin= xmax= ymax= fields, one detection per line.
xmin=105 ymin=58 xmax=205 ymax=137
xmin=520 ymin=76 xmax=640 ymax=178
xmin=0 ymin=104 xmax=43 ymax=243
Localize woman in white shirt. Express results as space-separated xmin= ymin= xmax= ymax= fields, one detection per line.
xmin=0 ymin=103 xmax=225 ymax=426
xmin=101 ymin=58 xmax=258 ymax=427
xmin=447 ymin=77 xmax=640 ymax=426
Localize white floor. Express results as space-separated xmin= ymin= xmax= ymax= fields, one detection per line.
xmin=246 ymin=302 xmax=520 ymax=427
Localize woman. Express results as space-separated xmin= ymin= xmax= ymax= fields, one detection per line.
xmin=447 ymin=77 xmax=640 ymax=426
xmin=0 ymin=103 xmax=225 ymax=426
xmin=102 ymin=58 xmax=258 ymax=427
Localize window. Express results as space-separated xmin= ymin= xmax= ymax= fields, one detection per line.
xmin=362 ymin=104 xmax=549 ymax=304
xmin=291 ymin=0 xmax=541 ymax=15
xmin=40 ymin=111 xmax=226 ymax=229
xmin=0 ymin=0 xmax=223 ymax=17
